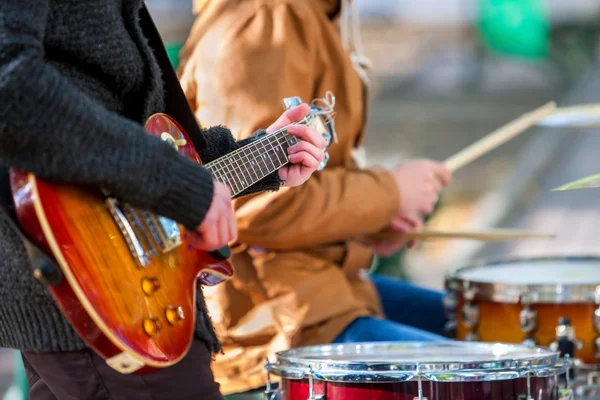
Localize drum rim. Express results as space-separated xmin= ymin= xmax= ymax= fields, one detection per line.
xmin=446 ymin=255 xmax=600 ymax=303
xmin=267 ymin=341 xmax=566 ymax=383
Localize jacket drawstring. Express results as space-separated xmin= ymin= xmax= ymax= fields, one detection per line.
xmin=340 ymin=0 xmax=372 ymax=87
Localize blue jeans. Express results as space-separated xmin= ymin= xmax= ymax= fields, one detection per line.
xmin=333 ymin=275 xmax=449 ymax=343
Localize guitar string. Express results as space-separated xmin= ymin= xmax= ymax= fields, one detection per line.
xmin=208 ymin=135 xmax=296 ymax=195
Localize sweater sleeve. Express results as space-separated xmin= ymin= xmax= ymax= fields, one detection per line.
xmin=0 ymin=0 xmax=214 ymax=231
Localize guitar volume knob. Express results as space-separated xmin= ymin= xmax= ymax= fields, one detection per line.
xmin=165 ymin=306 xmax=185 ymax=325
xmin=143 ymin=317 xmax=161 ymax=337
xmin=141 ymin=277 xmax=160 ymax=296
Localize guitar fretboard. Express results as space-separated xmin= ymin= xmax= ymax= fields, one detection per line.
xmin=204 ymin=126 xmax=300 ymax=197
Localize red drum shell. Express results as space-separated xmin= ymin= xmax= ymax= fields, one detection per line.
xmin=281 ymin=376 xmax=560 ymax=400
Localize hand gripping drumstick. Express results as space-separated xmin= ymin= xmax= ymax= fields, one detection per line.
xmin=370 ymin=229 xmax=555 ymax=242
xmin=443 ymin=101 xmax=557 ymax=173
xmin=368 ymin=102 xmax=557 ymax=243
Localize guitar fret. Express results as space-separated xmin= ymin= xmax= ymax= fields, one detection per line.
xmin=261 ymin=140 xmax=277 ymax=171
xmin=275 ymin=136 xmax=290 ymax=164
xmin=204 ymin=126 xmax=303 ymax=195
xmin=223 ymin=162 xmax=242 ymax=194
xmin=267 ymin=136 xmax=284 ymax=167
xmin=240 ymin=147 xmax=260 ymax=183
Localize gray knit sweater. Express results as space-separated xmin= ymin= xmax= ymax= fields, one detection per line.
xmin=0 ymin=0 xmax=281 ymax=353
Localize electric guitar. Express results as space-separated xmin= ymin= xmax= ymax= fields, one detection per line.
xmin=9 ymin=97 xmax=335 ymax=374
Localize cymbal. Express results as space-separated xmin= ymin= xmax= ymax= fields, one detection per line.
xmin=552 ymin=173 xmax=600 ymax=191
xmin=538 ymin=104 xmax=600 ymax=128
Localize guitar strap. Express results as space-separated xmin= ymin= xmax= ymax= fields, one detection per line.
xmin=139 ymin=3 xmax=207 ymax=151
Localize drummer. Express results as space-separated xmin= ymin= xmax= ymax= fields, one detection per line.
xmin=178 ymin=0 xmax=451 ymax=395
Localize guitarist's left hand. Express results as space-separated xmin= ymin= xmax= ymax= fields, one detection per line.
xmin=266 ymin=104 xmax=327 ymax=187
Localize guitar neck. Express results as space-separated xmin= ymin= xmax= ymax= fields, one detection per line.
xmin=203 ymin=124 xmax=301 ymax=197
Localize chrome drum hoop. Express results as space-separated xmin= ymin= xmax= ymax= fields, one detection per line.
xmin=445 ymin=255 xmax=600 ymax=304
xmin=266 ymin=341 xmax=566 ymax=384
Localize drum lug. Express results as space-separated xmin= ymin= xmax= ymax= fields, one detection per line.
xmin=264 ymin=359 xmax=283 ymax=400
xmin=460 ymin=283 xmax=480 ymax=338
xmin=465 ymin=332 xmax=480 ymax=341
xmin=412 ymin=375 xmax=429 ymax=400
xmin=522 ymin=338 xmax=537 ymax=347
xmin=307 ymin=367 xmax=324 ymax=400
xmin=442 ymin=291 xmax=456 ymax=318
xmin=461 ymin=304 xmax=479 ymax=329
xmin=594 ymin=336 xmax=600 ymax=360
xmin=593 ymin=306 xmax=600 ymax=333
xmin=518 ymin=292 xmax=538 ymax=336
xmin=444 ymin=319 xmax=457 ymax=339
xmin=519 ymin=306 xmax=538 ymax=334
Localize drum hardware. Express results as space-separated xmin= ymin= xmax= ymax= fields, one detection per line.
xmin=461 ymin=302 xmax=479 ymax=330
xmin=593 ymin=286 xmax=600 ymax=331
xmin=556 ymin=356 xmax=575 ymax=400
xmin=413 ymin=372 xmax=428 ymax=400
xmin=550 ymin=318 xmax=584 ymax=360
xmin=461 ymin=284 xmax=480 ymax=340
xmin=519 ymin=292 xmax=539 ymax=346
xmin=594 ymin=336 xmax=600 ymax=361
xmin=264 ymin=359 xmax=282 ymax=400
xmin=307 ymin=367 xmax=324 ymax=400
xmin=442 ymin=280 xmax=458 ymax=338
xmin=465 ymin=332 xmax=480 ymax=341
xmin=585 ymin=371 xmax=600 ymax=386
xmin=522 ymin=372 xmax=535 ymax=400
xmin=444 ymin=319 xmax=457 ymax=338
xmin=442 ymin=290 xmax=457 ymax=318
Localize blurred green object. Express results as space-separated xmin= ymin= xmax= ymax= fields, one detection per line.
xmin=165 ymin=42 xmax=183 ymax=70
xmin=225 ymin=392 xmax=263 ymax=400
xmin=371 ymin=249 xmax=408 ymax=280
xmin=477 ymin=0 xmax=549 ymax=59
xmin=3 ymin=352 xmax=28 ymax=400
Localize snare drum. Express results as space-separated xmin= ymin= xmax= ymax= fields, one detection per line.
xmin=264 ymin=341 xmax=569 ymax=399
xmin=445 ymin=256 xmax=600 ymax=364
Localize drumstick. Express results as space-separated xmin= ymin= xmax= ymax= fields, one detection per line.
xmin=369 ymin=229 xmax=556 ymax=242
xmin=444 ymin=102 xmax=556 ymax=173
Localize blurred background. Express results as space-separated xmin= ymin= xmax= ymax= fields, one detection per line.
xmin=4 ymin=0 xmax=600 ymax=398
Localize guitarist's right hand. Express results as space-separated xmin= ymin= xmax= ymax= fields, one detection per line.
xmin=185 ymin=182 xmax=237 ymax=251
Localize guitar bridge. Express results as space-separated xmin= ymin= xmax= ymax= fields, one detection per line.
xmin=106 ymin=198 xmax=151 ymax=268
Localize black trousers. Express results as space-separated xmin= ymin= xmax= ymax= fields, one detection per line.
xmin=21 ymin=339 xmax=224 ymax=400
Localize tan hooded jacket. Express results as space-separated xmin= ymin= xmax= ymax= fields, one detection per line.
xmin=178 ymin=0 xmax=400 ymax=393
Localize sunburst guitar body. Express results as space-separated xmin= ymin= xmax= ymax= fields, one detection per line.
xmin=10 ymin=114 xmax=235 ymax=374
